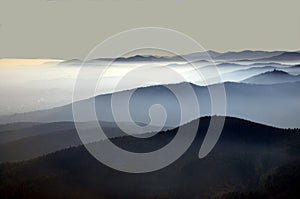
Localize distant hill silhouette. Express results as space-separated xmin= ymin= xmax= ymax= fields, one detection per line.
xmin=256 ymin=52 xmax=300 ymax=62
xmin=0 ymin=120 xmax=171 ymax=162
xmin=182 ymin=50 xmax=221 ymax=61
xmin=58 ymin=50 xmax=300 ymax=65
xmin=214 ymin=50 xmax=283 ymax=61
xmin=1 ymin=81 xmax=300 ymax=128
xmin=115 ymin=55 xmax=182 ymax=62
xmin=242 ymin=69 xmax=300 ymax=84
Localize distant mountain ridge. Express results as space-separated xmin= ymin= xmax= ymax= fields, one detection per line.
xmin=214 ymin=50 xmax=284 ymax=61
xmin=255 ymin=52 xmax=300 ymax=62
xmin=58 ymin=50 xmax=300 ymax=65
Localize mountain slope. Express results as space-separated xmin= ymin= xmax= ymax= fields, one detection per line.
xmin=0 ymin=117 xmax=299 ymax=199
xmin=242 ymin=69 xmax=300 ymax=84
xmin=256 ymin=52 xmax=300 ymax=62
xmin=0 ymin=81 xmax=300 ymax=128
xmin=0 ymin=120 xmax=171 ymax=162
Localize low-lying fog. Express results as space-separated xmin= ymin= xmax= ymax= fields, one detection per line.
xmin=1 ymin=59 xmax=300 ymax=128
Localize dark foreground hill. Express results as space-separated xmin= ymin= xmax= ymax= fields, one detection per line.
xmin=0 ymin=117 xmax=300 ymax=199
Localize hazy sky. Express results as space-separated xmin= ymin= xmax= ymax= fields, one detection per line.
xmin=0 ymin=0 xmax=300 ymax=59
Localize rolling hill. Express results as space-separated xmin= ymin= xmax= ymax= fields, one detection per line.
xmin=0 ymin=116 xmax=299 ymax=199
xmin=242 ymin=69 xmax=300 ymax=84
xmin=1 ymin=81 xmax=300 ymax=128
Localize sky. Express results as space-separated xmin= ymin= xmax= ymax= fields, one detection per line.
xmin=0 ymin=0 xmax=300 ymax=60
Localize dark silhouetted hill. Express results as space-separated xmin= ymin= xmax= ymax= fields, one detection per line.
xmin=0 ymin=117 xmax=300 ymax=199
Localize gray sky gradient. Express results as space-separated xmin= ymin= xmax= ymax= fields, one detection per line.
xmin=0 ymin=0 xmax=299 ymax=59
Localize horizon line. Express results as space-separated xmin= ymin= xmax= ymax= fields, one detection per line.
xmin=1 ymin=49 xmax=300 ymax=61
